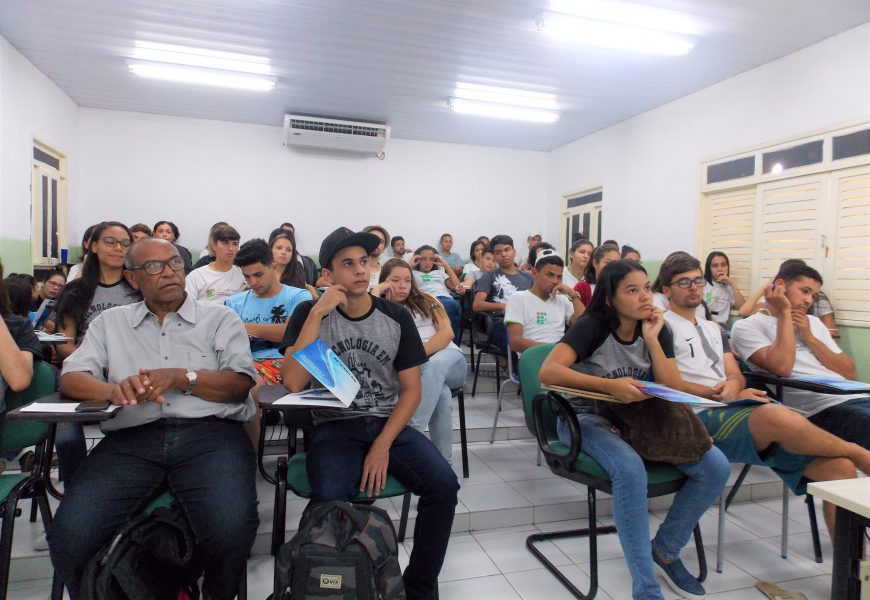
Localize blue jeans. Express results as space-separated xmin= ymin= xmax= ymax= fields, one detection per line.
xmin=436 ymin=296 xmax=462 ymax=346
xmin=412 ymin=347 xmax=467 ymax=462
xmin=808 ymin=396 xmax=870 ymax=449
xmin=558 ymin=412 xmax=729 ymax=600
xmin=48 ymin=418 xmax=258 ymax=600
xmin=306 ymin=416 xmax=459 ymax=600
xmin=54 ymin=421 xmax=87 ymax=483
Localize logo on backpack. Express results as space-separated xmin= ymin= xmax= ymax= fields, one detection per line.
xmin=320 ymin=574 xmax=342 ymax=589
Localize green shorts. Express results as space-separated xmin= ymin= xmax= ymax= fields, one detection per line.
xmin=697 ymin=406 xmax=815 ymax=495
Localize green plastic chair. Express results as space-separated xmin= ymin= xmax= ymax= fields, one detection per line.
xmin=0 ymin=360 xmax=56 ymax=597
xmin=518 ymin=344 xmax=708 ymax=599
xmin=271 ymin=452 xmax=412 ymax=555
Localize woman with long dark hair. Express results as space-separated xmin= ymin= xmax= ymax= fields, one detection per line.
xmin=373 ymin=258 xmax=466 ymax=461
xmin=541 ymin=260 xmax=729 ymax=600
xmin=563 ymin=238 xmax=594 ymax=289
xmin=572 ymin=243 xmax=620 ymax=307
xmin=703 ymin=251 xmax=746 ymax=327
xmin=268 ymin=229 xmax=318 ymax=300
xmin=0 ymin=261 xmax=42 ymax=413
xmin=54 ymin=221 xmax=141 ymax=483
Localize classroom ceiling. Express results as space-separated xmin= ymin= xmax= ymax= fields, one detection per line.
xmin=1 ymin=1 xmax=869 ymax=151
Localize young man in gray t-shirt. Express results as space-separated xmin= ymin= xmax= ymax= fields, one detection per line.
xmin=280 ymin=227 xmax=459 ymax=600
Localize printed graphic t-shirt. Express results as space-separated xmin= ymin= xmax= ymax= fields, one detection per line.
xmin=414 ymin=268 xmax=452 ymax=298
xmin=473 ymin=268 xmax=533 ymax=305
xmin=703 ymin=282 xmax=736 ymax=326
xmin=225 ymin=285 xmax=312 ymax=358
xmin=559 ymin=315 xmax=674 ymax=412
xmin=504 ymin=290 xmax=573 ymax=352
xmin=280 ymin=295 xmax=428 ymax=423
xmin=185 ymin=264 xmax=246 ymax=303
xmin=77 ymin=281 xmax=139 ymax=345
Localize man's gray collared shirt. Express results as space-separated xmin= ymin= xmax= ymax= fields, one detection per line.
xmin=62 ymin=294 xmax=257 ymax=431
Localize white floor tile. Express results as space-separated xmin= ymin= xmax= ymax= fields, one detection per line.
xmin=439 ymin=573 xmax=523 ymax=599
xmin=474 ymin=528 xmax=572 ymax=574
xmin=505 ymin=566 xmax=612 ymax=600
xmin=459 ymin=481 xmax=532 ymax=512
xmin=717 ymin=538 xmax=826 ymax=583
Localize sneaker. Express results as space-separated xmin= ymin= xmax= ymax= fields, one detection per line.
xmin=651 ymin=541 xmax=706 ymax=599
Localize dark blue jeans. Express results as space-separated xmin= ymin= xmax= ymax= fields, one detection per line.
xmin=48 ymin=418 xmax=258 ymax=600
xmin=306 ymin=416 xmax=459 ymax=600
xmin=808 ymin=396 xmax=870 ymax=449
xmin=436 ymin=295 xmax=462 ymax=346
xmin=54 ymin=421 xmax=87 ymax=483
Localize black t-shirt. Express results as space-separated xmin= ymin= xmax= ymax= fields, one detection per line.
xmin=280 ymin=296 xmax=428 ymax=422
xmin=4 ymin=315 xmax=42 ymax=358
xmin=559 ymin=315 xmax=674 ymax=411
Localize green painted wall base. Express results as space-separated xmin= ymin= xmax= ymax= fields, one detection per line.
xmin=0 ymin=238 xmax=32 ymax=274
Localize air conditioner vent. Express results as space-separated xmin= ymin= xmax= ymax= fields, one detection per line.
xmin=283 ymin=114 xmax=390 ymax=156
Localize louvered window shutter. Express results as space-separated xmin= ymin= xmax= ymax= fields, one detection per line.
xmin=830 ymin=167 xmax=870 ymax=325
xmin=704 ymin=187 xmax=755 ymax=295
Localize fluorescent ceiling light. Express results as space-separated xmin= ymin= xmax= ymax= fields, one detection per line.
xmin=447 ymin=98 xmax=560 ymax=123
xmin=453 ymin=83 xmax=559 ymax=111
xmin=132 ymin=41 xmax=272 ymax=75
xmin=127 ymin=60 xmax=276 ymax=91
xmin=539 ymin=12 xmax=694 ymax=55
xmin=549 ymin=0 xmax=697 ymax=35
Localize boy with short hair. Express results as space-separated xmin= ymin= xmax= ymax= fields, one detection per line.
xmin=473 ymin=234 xmax=533 ymax=352
xmin=505 ymin=250 xmax=583 ymax=355
xmin=438 ymin=233 xmax=463 ymax=277
xmin=731 ymin=262 xmax=867 ymax=448
xmin=661 ymin=253 xmax=869 ymax=534
xmin=280 ymin=227 xmax=459 ymax=600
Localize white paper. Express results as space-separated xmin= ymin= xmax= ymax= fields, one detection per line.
xmin=35 ymin=332 xmax=73 ymax=342
xmin=19 ymin=402 xmax=120 ymax=413
xmin=271 ymin=389 xmax=352 ymax=408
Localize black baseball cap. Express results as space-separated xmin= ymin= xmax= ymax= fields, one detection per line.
xmin=319 ymin=227 xmax=381 ymax=268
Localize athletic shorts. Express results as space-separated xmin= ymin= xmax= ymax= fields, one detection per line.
xmin=253 ymin=358 xmax=283 ymax=386
xmin=697 ymin=405 xmax=815 ymax=495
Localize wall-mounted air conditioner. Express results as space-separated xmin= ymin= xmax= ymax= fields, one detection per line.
xmin=283 ymin=114 xmax=390 ymax=157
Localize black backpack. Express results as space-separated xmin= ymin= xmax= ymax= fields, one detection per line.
xmin=80 ymin=505 xmax=201 ymax=600
xmin=273 ymin=501 xmax=405 ymax=600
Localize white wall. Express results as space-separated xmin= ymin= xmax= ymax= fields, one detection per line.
xmin=76 ymin=108 xmax=548 ymax=260
xmin=0 ymin=36 xmax=78 ymax=239
xmin=547 ymin=23 xmax=870 ymax=259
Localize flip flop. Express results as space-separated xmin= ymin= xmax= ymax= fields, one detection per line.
xmin=755 ymin=580 xmax=808 ymax=600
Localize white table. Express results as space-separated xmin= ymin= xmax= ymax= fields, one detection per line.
xmin=807 ymin=479 xmax=870 ymax=600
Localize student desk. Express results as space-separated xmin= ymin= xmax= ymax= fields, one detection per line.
xmin=806 ymin=479 xmax=870 ymax=600
xmin=6 ymin=393 xmax=120 ymax=500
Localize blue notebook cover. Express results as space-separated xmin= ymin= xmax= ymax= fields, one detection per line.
xmin=292 ymin=338 xmax=360 ymax=405
xmin=786 ymin=375 xmax=870 ymax=392
xmin=634 ymin=382 xmax=725 ymax=408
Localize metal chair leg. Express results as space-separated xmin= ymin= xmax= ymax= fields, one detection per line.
xmin=716 ymin=491 xmax=726 ymax=573
xmin=806 ymin=494 xmax=823 ymax=563
xmin=471 ymin=351 xmax=483 ymax=397
xmin=536 ymin=446 xmax=542 ymax=467
xmin=781 ymin=482 xmax=789 ymax=559
xmin=456 ymin=389 xmax=469 ymax=478
xmin=489 ymin=383 xmax=505 ymax=444
xmin=257 ymin=409 xmax=277 ymax=484
xmin=397 ymin=493 xmax=411 ymax=542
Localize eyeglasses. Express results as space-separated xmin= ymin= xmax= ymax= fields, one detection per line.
xmin=45 ymin=281 xmax=65 ymax=289
xmin=668 ymin=276 xmax=706 ymax=289
xmin=129 ymin=256 xmax=186 ymax=275
xmin=100 ymin=236 xmax=132 ymax=249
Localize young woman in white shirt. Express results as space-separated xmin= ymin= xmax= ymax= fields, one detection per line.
xmin=373 ymin=258 xmax=467 ymax=462
xmin=562 ymin=238 xmax=594 ymax=289
xmin=703 ymin=251 xmax=746 ymax=328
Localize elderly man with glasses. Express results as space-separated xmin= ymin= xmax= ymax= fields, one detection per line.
xmin=48 ymin=237 xmax=259 ymax=600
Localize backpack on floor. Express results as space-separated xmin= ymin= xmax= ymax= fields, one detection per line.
xmin=80 ymin=505 xmax=201 ymax=600
xmin=273 ymin=500 xmax=405 ymax=600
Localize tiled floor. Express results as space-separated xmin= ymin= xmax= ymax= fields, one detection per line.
xmin=4 ymin=357 xmax=861 ymax=599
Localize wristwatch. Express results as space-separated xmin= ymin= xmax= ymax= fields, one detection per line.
xmin=184 ymin=370 xmax=198 ymax=396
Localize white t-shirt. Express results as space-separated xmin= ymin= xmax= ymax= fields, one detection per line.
xmin=653 ymin=292 xmax=707 ymax=322
xmin=664 ymin=311 xmax=729 ymax=390
xmin=504 ymin=290 xmax=573 ymax=353
xmin=562 ymin=269 xmax=580 ymax=290
xmin=461 ymin=262 xmax=480 ymax=278
xmin=185 ymin=264 xmax=246 ymax=303
xmin=414 ymin=269 xmax=452 ymax=298
xmin=67 ymin=263 xmax=84 ymax=282
xmin=704 ymin=282 xmax=736 ymax=326
xmin=730 ymin=311 xmax=862 ymax=416
xmin=407 ymin=301 xmax=460 ymax=352
xmin=368 ymin=270 xmax=381 ymax=292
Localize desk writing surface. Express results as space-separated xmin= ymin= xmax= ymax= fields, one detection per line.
xmin=807 ymin=479 xmax=870 ymax=520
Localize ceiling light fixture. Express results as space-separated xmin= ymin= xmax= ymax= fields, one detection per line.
xmin=128 ymin=41 xmax=276 ymax=91
xmin=447 ymin=98 xmax=560 ymax=123
xmin=127 ymin=60 xmax=277 ymax=91
xmin=540 ymin=0 xmax=696 ymax=56
xmin=453 ymin=82 xmax=560 ymax=111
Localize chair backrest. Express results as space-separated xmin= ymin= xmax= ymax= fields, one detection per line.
xmin=0 ymin=360 xmax=56 ymax=454
xmin=518 ymin=343 xmax=555 ymax=435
